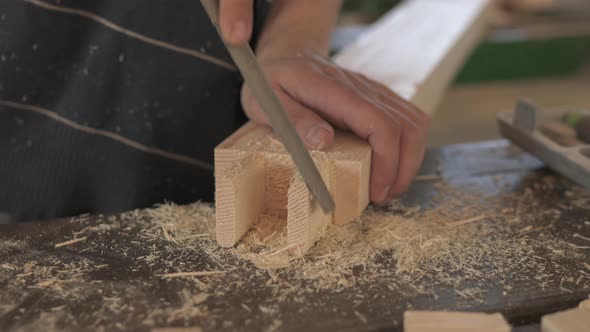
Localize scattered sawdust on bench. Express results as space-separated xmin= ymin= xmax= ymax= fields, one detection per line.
xmin=139 ymin=175 xmax=590 ymax=300
xmin=1 ymin=175 xmax=589 ymax=331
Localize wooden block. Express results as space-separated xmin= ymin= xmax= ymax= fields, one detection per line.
xmin=540 ymin=121 xmax=581 ymax=147
xmin=325 ymin=131 xmax=371 ymax=226
xmin=334 ymin=0 xmax=493 ymax=115
xmin=404 ymin=310 xmax=511 ymax=332
xmin=542 ymin=307 xmax=590 ymax=332
xmin=498 ymin=109 xmax=590 ymax=190
xmin=215 ymin=156 xmax=265 ymax=247
xmin=214 ymin=123 xmax=371 ymax=249
xmin=576 ymin=116 xmax=590 ymax=144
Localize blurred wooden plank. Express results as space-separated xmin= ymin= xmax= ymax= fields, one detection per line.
xmin=214 ymin=124 xmax=370 ymax=249
xmin=334 ymin=0 xmax=494 ymax=115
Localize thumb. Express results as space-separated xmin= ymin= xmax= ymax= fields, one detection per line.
xmin=218 ymin=0 xmax=254 ymax=46
xmin=241 ymin=86 xmax=335 ymax=150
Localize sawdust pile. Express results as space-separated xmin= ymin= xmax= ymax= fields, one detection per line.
xmin=146 ymin=176 xmax=589 ymax=295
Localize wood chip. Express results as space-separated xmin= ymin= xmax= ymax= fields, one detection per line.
xmin=157 ymin=271 xmax=225 ymax=278
xmin=445 ymin=215 xmax=487 ymax=227
xmin=54 ymin=236 xmax=88 ymax=248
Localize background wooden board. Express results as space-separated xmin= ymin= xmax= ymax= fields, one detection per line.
xmin=334 ymin=0 xmax=493 ymax=115
xmin=1 ymin=141 xmax=589 ymax=332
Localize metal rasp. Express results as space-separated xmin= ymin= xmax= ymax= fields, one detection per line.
xmin=200 ymin=0 xmax=335 ymax=213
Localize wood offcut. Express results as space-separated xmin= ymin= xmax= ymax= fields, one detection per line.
xmin=541 ymin=307 xmax=590 ymax=332
xmin=215 ymin=123 xmax=370 ymax=252
xmin=403 ymin=310 xmax=511 ymax=332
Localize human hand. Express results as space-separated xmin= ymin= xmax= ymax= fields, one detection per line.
xmin=218 ymin=0 xmax=254 ymax=45
xmin=241 ymin=50 xmax=429 ymax=205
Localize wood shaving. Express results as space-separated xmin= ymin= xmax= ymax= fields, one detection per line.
xmin=157 ymin=271 xmax=225 ymax=278
xmin=54 ymin=236 xmax=88 ymax=248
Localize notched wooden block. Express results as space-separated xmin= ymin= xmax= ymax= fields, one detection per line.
xmin=404 ymin=310 xmax=511 ymax=332
xmin=214 ymin=122 xmax=371 ymax=252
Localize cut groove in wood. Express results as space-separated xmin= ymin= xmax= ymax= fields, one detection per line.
xmin=287 ymin=156 xmax=333 ymax=253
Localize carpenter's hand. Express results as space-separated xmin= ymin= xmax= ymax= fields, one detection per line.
xmin=241 ymin=51 xmax=429 ymax=205
xmin=219 ymin=0 xmax=254 ymax=45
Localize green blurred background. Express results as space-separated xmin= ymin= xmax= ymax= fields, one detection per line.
xmin=341 ymin=0 xmax=402 ymax=23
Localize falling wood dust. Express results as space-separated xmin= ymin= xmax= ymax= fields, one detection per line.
xmin=1 ymin=176 xmax=590 ymax=330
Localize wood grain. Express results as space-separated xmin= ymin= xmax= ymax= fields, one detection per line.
xmin=541 ymin=307 xmax=590 ymax=332
xmin=404 ymin=311 xmax=511 ymax=332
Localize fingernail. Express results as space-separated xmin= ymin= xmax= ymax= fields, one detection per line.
xmin=306 ymin=124 xmax=331 ymax=150
xmin=230 ymin=20 xmax=248 ymax=44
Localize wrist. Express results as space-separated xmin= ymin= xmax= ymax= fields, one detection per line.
xmin=255 ymin=0 xmax=341 ymax=62
xmin=256 ymin=29 xmax=330 ymax=62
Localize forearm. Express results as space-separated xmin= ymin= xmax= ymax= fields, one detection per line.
xmin=256 ymin=0 xmax=342 ymax=59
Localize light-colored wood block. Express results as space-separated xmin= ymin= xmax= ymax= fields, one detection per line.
xmin=328 ymin=132 xmax=372 ymax=226
xmin=215 ymin=156 xmax=265 ymax=247
xmin=540 ymin=121 xmax=581 ymax=147
xmin=404 ymin=310 xmax=511 ymax=332
xmin=214 ymin=123 xmax=371 ymax=249
xmin=334 ymin=0 xmax=493 ymax=115
xmin=542 ymin=307 xmax=590 ymax=332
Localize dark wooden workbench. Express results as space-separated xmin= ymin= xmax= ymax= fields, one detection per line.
xmin=1 ymin=140 xmax=589 ymax=331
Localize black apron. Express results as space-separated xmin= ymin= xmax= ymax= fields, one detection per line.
xmin=0 ymin=0 xmax=270 ymax=221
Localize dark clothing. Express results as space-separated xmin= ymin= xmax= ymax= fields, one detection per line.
xmin=0 ymin=0 xmax=269 ymax=221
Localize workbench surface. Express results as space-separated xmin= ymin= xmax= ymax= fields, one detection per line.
xmin=1 ymin=140 xmax=589 ymax=331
